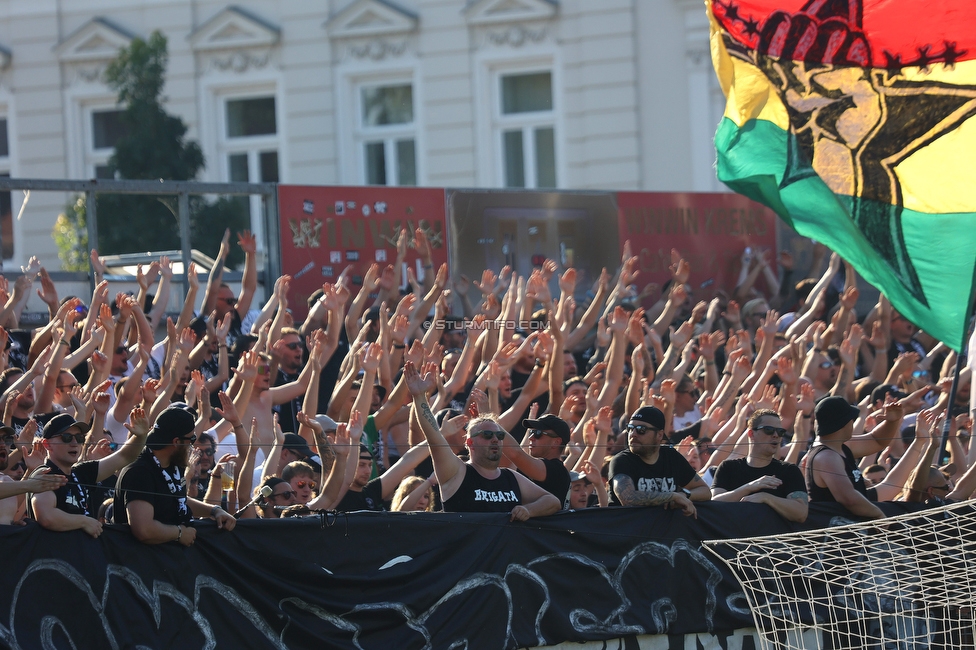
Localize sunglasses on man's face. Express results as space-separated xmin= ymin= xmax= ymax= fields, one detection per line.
xmin=819 ymin=361 xmax=836 ymax=369
xmin=199 ymin=447 xmax=215 ymax=457
xmin=471 ymin=429 xmax=506 ymax=441
xmin=626 ymin=424 xmax=661 ymax=436
xmin=529 ymin=429 xmax=561 ymax=440
xmin=296 ymin=480 xmax=316 ymax=490
xmin=181 ymin=435 xmax=197 ymax=445
xmin=57 ymin=433 xmax=86 ymax=444
xmin=257 ymin=365 xmax=270 ymax=375
xmin=752 ymin=425 xmax=789 ymax=439
xmin=221 ymin=297 xmax=238 ymax=306
xmin=270 ymin=490 xmax=296 ymax=500
xmin=283 ymin=342 xmax=302 ymax=351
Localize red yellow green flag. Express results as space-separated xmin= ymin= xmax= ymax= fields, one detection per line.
xmin=709 ymin=0 xmax=976 ymax=350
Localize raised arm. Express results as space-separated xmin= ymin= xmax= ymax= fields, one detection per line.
xmin=405 ymin=361 xmax=465 ymax=496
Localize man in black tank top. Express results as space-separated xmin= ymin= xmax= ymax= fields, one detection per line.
xmin=801 ymin=396 xmax=903 ymax=520
xmin=406 ymin=362 xmax=561 ymax=520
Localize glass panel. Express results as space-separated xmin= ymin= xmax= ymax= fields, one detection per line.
xmin=95 ymin=165 xmax=114 ymax=180
xmin=534 ymin=127 xmax=556 ymax=188
xmin=396 ymin=139 xmax=416 ymax=186
xmin=226 ymin=97 xmax=276 ymax=137
xmin=501 ymin=72 xmax=553 ymax=114
xmin=259 ymin=151 xmax=279 ymax=183
xmin=364 ymin=142 xmax=386 ymax=185
xmin=0 ymin=119 xmax=8 ymax=158
xmin=503 ymin=130 xmax=524 ymax=188
xmin=0 ymin=173 xmax=9 ymax=259
xmin=92 ymin=110 xmax=125 ymax=150
xmin=361 ymin=85 xmax=413 ymax=126
xmin=229 ymin=153 xmax=249 ymax=182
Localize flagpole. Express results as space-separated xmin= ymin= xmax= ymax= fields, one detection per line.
xmin=938 ymin=256 xmax=976 ymax=465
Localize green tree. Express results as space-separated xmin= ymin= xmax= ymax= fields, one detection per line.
xmin=54 ymin=31 xmax=246 ymax=267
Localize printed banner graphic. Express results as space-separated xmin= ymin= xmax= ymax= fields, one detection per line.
xmin=709 ymin=0 xmax=976 ymax=350
xmin=0 ymin=503 xmax=926 ymax=649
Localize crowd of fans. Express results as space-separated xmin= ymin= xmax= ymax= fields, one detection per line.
xmin=1 ymin=227 xmax=973 ymax=545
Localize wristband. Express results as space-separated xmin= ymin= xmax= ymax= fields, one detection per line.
xmin=176 ymin=525 xmax=183 ymax=542
xmin=704 ymin=359 xmax=715 ymax=365
xmin=392 ymin=343 xmax=406 ymax=349
xmin=802 ymin=414 xmax=812 ymax=419
xmin=58 ymin=339 xmax=70 ymax=347
xmin=232 ymin=423 xmax=244 ymax=430
xmin=210 ymin=506 xmax=222 ymax=518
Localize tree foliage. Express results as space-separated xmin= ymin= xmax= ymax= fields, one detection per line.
xmin=54 ymin=31 xmax=247 ymax=268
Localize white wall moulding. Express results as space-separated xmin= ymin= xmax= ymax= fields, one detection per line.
xmin=326 ymin=0 xmax=419 ymax=40
xmin=189 ymin=6 xmax=281 ymax=53
xmin=54 ymin=17 xmax=137 ymax=64
xmin=464 ymin=0 xmax=558 ymax=27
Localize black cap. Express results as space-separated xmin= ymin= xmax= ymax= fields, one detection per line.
xmin=870 ymin=383 xmax=907 ymax=405
xmin=523 ymin=414 xmax=571 ymax=444
xmin=42 ymin=414 xmax=91 ymax=439
xmin=815 ymin=396 xmax=861 ymax=437
xmin=147 ymin=407 xmax=196 ymax=445
xmin=630 ymin=406 xmax=666 ymax=431
xmin=283 ymin=433 xmax=313 ymax=458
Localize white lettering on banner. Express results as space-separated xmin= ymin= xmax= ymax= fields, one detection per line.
xmin=637 ymin=477 xmax=676 ymax=493
xmin=473 ymin=489 xmax=519 ymax=503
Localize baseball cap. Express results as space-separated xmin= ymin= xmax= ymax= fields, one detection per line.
xmin=522 ymin=414 xmax=571 ymax=444
xmin=42 ymin=413 xmax=91 ymax=439
xmin=147 ymin=407 xmax=196 ymax=445
xmin=283 ymin=433 xmax=314 ymax=458
xmin=630 ymin=406 xmax=666 ymax=431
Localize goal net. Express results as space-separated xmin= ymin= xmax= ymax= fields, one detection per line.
xmin=704 ymin=501 xmax=976 ymax=650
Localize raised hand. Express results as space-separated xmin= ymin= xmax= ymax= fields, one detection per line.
xmin=404 ymin=361 xmax=435 ymax=397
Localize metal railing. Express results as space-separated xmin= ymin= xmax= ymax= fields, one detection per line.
xmin=0 ymin=177 xmax=280 ymax=297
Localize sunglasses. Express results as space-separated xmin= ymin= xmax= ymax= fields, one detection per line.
xmin=270 ymin=490 xmax=296 ymax=500
xmin=471 ymin=430 xmax=506 ymax=441
xmin=626 ymin=424 xmax=660 ymax=436
xmin=819 ymin=361 xmax=836 ymax=369
xmin=296 ymin=480 xmax=317 ymax=490
xmin=529 ymin=429 xmax=561 ymax=439
xmin=257 ymin=365 xmax=270 ymax=375
xmin=57 ymin=382 xmax=79 ymax=390
xmin=199 ymin=447 xmax=215 ymax=456
xmin=115 ymin=346 xmax=127 ymax=355
xmin=181 ymin=434 xmax=197 ymax=444
xmin=2 ymin=435 xmax=14 ymax=448
xmin=753 ymin=425 xmax=790 ymax=439
xmin=221 ymin=297 xmax=238 ymax=306
xmin=57 ymin=433 xmax=86 ymax=444
xmin=284 ymin=342 xmax=302 ymax=351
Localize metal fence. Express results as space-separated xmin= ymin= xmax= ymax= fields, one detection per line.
xmin=0 ymin=177 xmax=280 ymax=298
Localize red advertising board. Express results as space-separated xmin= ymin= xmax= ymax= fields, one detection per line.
xmin=277 ymin=186 xmax=448 ymax=320
xmin=616 ymin=192 xmax=779 ymax=302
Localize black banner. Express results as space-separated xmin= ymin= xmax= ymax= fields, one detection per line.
xmin=0 ymin=502 xmax=926 ymax=650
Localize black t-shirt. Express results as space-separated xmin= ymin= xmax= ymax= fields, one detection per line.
xmin=525 ymin=457 xmax=570 ymax=504
xmin=273 ymin=369 xmax=302 ymax=434
xmin=713 ymin=458 xmax=806 ymax=499
xmin=28 ymin=459 xmax=100 ymax=518
xmin=335 ymin=478 xmax=385 ymax=512
xmin=114 ymin=449 xmax=191 ymax=526
xmin=607 ymin=448 xmax=697 ymax=507
xmin=444 ymin=465 xmax=522 ymax=513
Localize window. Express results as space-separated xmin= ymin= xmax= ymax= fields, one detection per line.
xmin=219 ymin=95 xmax=280 ymax=237
xmin=497 ymin=71 xmax=557 ymax=189
xmin=356 ymin=83 xmax=416 ymax=186
xmin=0 ymin=117 xmax=10 ymax=259
xmin=223 ymin=96 xmax=279 ymax=183
xmin=86 ymin=108 xmax=126 ymax=179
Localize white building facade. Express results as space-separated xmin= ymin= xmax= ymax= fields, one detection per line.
xmin=0 ymin=0 xmax=726 ymax=269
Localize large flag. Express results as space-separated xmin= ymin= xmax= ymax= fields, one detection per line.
xmin=708 ymin=0 xmax=976 ymax=350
